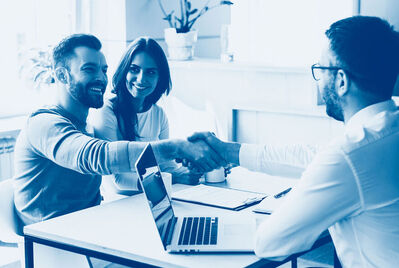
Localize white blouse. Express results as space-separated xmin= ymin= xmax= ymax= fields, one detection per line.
xmin=89 ymin=98 xmax=176 ymax=195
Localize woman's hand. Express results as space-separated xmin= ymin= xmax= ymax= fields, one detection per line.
xmin=171 ymin=166 xmax=203 ymax=185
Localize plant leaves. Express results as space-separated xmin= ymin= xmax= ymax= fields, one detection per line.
xmin=220 ymin=1 xmax=233 ymax=5
xmin=175 ymin=16 xmax=183 ymax=24
xmin=157 ymin=0 xmax=232 ymax=32
xmin=189 ymin=8 xmax=198 ymax=15
xmin=163 ymin=10 xmax=174 ymax=21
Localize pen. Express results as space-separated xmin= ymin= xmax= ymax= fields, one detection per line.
xmin=243 ymin=196 xmax=264 ymax=205
xmin=274 ymin=187 xmax=292 ymax=199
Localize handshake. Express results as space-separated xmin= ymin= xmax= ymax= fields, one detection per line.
xmin=175 ymin=132 xmax=240 ymax=174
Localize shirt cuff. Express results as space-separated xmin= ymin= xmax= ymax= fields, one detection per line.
xmin=239 ymin=143 xmax=260 ymax=170
xmin=108 ymin=141 xmax=132 ymax=173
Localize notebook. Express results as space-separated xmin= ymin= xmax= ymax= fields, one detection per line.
xmin=135 ymin=143 xmax=256 ymax=253
xmin=172 ymin=184 xmax=267 ymax=211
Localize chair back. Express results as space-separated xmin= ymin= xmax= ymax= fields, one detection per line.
xmin=158 ymin=96 xmax=226 ymax=139
xmin=0 ymin=179 xmax=23 ymax=243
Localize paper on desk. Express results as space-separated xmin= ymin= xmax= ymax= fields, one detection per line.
xmin=252 ymin=191 xmax=290 ymax=214
xmin=252 ymin=187 xmax=292 ymax=214
xmin=172 ymin=184 xmax=267 ymax=210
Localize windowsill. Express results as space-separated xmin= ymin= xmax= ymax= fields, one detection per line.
xmin=0 ymin=115 xmax=27 ymax=137
xmin=168 ymin=57 xmax=309 ymax=74
xmin=232 ymin=103 xmax=329 ymax=118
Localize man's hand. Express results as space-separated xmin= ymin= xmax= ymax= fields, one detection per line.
xmin=187 ymin=132 xmax=241 ymax=166
xmin=177 ymin=139 xmax=227 ymax=173
xmin=188 ymin=132 xmax=226 ymax=158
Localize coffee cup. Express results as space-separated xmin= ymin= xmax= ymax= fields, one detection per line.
xmin=204 ymin=168 xmax=226 ymax=183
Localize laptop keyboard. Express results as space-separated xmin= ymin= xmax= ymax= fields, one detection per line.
xmin=178 ymin=217 xmax=218 ymax=245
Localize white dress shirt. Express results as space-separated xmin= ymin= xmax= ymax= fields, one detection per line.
xmin=240 ymin=100 xmax=399 ymax=267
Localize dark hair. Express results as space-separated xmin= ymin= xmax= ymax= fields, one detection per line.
xmin=52 ymin=34 xmax=102 ymax=69
xmin=111 ymin=36 xmax=172 ymax=141
xmin=325 ymin=16 xmax=399 ymax=99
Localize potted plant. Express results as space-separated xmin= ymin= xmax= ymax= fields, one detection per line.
xmin=157 ymin=0 xmax=233 ymax=60
xmin=18 ymin=46 xmax=54 ymax=91
xmin=18 ymin=46 xmax=56 ymax=106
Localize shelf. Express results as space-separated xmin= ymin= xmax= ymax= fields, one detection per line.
xmin=168 ymin=58 xmax=309 ymax=74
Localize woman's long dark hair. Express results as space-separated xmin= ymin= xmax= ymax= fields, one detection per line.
xmin=111 ymin=37 xmax=172 ymax=141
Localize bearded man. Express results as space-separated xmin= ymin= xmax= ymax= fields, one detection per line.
xmin=13 ymin=34 xmax=224 ymax=227
xmin=188 ymin=16 xmax=399 ymax=267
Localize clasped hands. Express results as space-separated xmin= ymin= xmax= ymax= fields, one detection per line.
xmin=176 ymin=132 xmax=233 ymax=174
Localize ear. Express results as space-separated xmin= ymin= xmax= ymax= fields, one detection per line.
xmin=55 ymin=67 xmax=69 ymax=84
xmin=336 ymin=69 xmax=349 ymax=97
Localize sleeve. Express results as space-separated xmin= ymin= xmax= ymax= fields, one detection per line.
xmin=26 ymin=112 xmax=133 ymax=175
xmin=239 ymin=143 xmax=318 ymax=177
xmin=90 ymin=105 xmax=142 ymax=191
xmin=254 ymin=147 xmax=362 ymax=261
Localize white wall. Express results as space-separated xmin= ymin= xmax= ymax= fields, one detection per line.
xmin=79 ymin=0 xmax=231 ymax=83
xmin=167 ymin=60 xmax=344 ymax=145
xmin=230 ymin=0 xmax=354 ymax=67
xmin=360 ymin=0 xmax=399 ymax=27
xmin=82 ymin=0 xmax=127 ymax=82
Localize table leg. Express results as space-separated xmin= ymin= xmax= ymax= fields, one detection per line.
xmin=24 ymin=236 xmax=34 ymax=268
xmin=291 ymin=258 xmax=297 ymax=268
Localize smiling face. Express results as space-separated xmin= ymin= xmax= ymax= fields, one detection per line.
xmin=125 ymin=52 xmax=159 ymax=102
xmin=66 ymin=46 xmax=108 ymax=109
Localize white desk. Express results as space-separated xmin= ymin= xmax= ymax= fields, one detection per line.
xmin=23 ymin=168 xmax=331 ymax=268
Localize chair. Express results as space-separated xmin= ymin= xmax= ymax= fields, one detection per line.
xmin=0 ymin=179 xmax=96 ymax=267
xmin=0 ymin=178 xmax=25 ymax=267
xmin=0 ymin=178 xmax=23 ymax=244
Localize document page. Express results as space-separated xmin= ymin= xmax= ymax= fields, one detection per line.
xmin=253 ymin=187 xmax=292 ymax=214
xmin=172 ymin=184 xmax=267 ymax=210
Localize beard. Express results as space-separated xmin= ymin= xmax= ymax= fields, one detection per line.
xmin=69 ymin=80 xmax=105 ymax=109
xmin=323 ymin=82 xmax=344 ymax=122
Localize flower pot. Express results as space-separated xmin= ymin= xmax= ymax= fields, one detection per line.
xmin=164 ymin=28 xmax=198 ymax=60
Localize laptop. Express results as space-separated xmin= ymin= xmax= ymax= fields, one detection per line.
xmin=135 ymin=143 xmax=256 ymax=253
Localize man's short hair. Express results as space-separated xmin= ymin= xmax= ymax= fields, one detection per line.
xmin=52 ymin=34 xmax=102 ymax=69
xmin=326 ymin=16 xmax=399 ymax=98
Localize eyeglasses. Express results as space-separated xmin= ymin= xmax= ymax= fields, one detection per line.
xmin=311 ymin=63 xmax=341 ymax=81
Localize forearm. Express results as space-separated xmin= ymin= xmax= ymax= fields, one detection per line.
xmin=150 ymin=139 xmax=182 ymax=163
xmin=239 ymin=143 xmax=317 ymax=177
xmin=222 ymin=141 xmax=241 ymax=166
xmin=28 ymin=114 xmax=134 ymax=175
xmin=160 ymin=160 xmax=180 ymax=182
xmin=43 ymin=132 xmax=132 ymax=175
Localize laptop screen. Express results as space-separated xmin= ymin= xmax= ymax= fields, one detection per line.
xmin=136 ymin=144 xmax=175 ymax=248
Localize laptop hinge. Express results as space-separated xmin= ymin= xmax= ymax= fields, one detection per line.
xmin=165 ymin=216 xmax=178 ymax=246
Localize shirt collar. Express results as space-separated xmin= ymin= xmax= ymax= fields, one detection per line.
xmin=345 ymin=99 xmax=397 ymax=129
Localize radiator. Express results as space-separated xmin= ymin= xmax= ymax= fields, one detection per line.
xmin=0 ymin=137 xmax=16 ymax=181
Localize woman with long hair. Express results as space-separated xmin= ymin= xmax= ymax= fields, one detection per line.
xmin=90 ymin=36 xmax=201 ymax=196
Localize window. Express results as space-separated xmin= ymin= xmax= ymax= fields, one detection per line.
xmin=0 ymin=0 xmax=76 ymax=117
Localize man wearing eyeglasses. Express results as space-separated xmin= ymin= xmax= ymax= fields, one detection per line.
xmin=188 ymin=16 xmax=399 ymax=267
